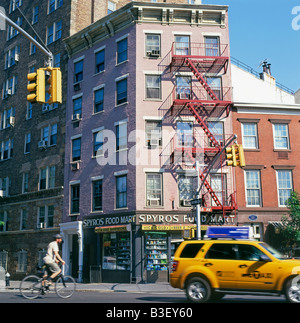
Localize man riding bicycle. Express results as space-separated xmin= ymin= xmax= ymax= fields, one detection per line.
xmin=43 ymin=234 xmax=65 ymax=285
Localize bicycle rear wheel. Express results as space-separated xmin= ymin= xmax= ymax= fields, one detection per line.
xmin=20 ymin=275 xmax=42 ymax=299
xmin=55 ymin=275 xmax=76 ymax=298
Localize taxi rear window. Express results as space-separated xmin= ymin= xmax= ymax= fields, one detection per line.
xmin=180 ymin=243 xmax=204 ymax=258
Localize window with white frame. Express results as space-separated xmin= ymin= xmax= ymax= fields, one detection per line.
xmin=116 ymin=121 xmax=127 ymax=151
xmin=20 ymin=209 xmax=28 ymax=230
xmin=38 ymin=205 xmax=54 ymax=229
xmin=245 ymin=170 xmax=261 ymax=207
xmin=210 ymin=173 xmax=227 ymax=206
xmin=174 ymin=35 xmax=190 ymax=55
xmin=146 ymin=173 xmax=163 ymax=206
xmin=242 ymin=123 xmax=258 ymax=149
xmin=32 ymin=6 xmax=39 ymax=24
xmin=177 ymin=122 xmax=193 ymax=147
xmin=74 ymin=60 xmax=83 ymax=83
xmin=176 ymin=76 xmax=191 ymax=100
xmin=0 ymin=107 xmax=16 ymax=130
xmin=117 ymin=37 xmax=128 ymax=64
xmin=204 ymin=36 xmax=220 ymax=56
xmin=207 ymin=121 xmax=224 ymax=147
xmin=145 ymin=75 xmax=161 ymax=99
xmin=92 ymin=179 xmax=103 ymax=211
xmin=145 ymin=120 xmax=162 ymax=148
xmin=145 ymin=34 xmax=160 ymax=56
xmin=116 ymin=77 xmax=127 ymax=105
xmin=0 ymin=177 xmax=10 ymax=197
xmin=94 ymin=87 xmax=104 ymax=113
xmin=276 ymin=170 xmax=293 ymax=207
xmin=70 ymin=183 xmax=80 ymax=214
xmin=22 ymin=172 xmax=29 ymax=193
xmin=73 ymin=96 xmax=82 ymax=117
xmin=26 ymin=102 xmax=32 ymax=120
xmin=48 ymin=0 xmax=63 ymax=13
xmin=1 ymin=139 xmax=13 ymax=160
xmin=47 ymin=21 xmax=62 ymax=45
xmin=39 ymin=166 xmax=56 ymax=190
xmin=4 ymin=46 xmax=20 ymax=69
xmin=17 ymin=250 xmax=27 ymax=272
xmin=9 ymin=0 xmax=23 ymax=13
xmin=273 ymin=123 xmax=290 ymax=149
xmin=41 ymin=124 xmax=57 ymax=146
xmin=7 ymin=17 xmax=22 ymax=40
xmin=72 ymin=137 xmax=81 ymax=162
xmin=116 ymin=175 xmax=127 ymax=209
xmin=2 ymin=75 xmax=18 ymax=98
xmin=95 ymin=49 xmax=105 ymax=74
xmin=24 ymin=133 xmax=31 ymax=154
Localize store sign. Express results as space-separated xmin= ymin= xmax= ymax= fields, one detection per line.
xmin=141 ymin=224 xmax=196 ymax=231
xmin=83 ymin=214 xmax=135 ymax=228
xmin=95 ymin=224 xmax=130 ymax=233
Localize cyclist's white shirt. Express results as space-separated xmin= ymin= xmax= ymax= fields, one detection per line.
xmin=43 ymin=241 xmax=59 ymax=264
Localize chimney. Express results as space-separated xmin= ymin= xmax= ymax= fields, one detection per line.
xmin=267 ymin=63 xmax=271 ymax=75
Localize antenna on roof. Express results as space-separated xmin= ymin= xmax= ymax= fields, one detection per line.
xmin=258 ymin=59 xmax=271 ymax=75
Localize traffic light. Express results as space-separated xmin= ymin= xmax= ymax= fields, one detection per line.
xmin=46 ymin=67 xmax=62 ymax=104
xmin=225 ymin=144 xmax=246 ymax=167
xmin=27 ymin=69 xmax=45 ymax=103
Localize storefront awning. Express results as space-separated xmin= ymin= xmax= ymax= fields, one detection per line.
xmin=268 ymin=221 xmax=284 ymax=234
xmin=95 ymin=224 xmax=131 ymax=233
xmin=141 ymin=224 xmax=197 ymax=231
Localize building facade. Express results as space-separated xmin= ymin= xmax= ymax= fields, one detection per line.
xmin=0 ymin=0 xmax=137 ymax=280
xmin=63 ymin=1 xmax=234 ymax=283
xmin=231 ymin=59 xmax=300 ymax=249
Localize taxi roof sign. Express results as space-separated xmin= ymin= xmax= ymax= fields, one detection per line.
xmin=206 ymin=226 xmax=253 ymax=240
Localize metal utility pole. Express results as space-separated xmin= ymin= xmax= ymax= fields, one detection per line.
xmin=0 ymin=10 xmax=53 ymax=66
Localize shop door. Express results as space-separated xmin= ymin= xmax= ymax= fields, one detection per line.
xmin=71 ymin=234 xmax=79 ymax=279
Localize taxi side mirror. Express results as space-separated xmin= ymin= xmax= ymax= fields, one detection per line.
xmin=259 ymin=254 xmax=271 ymax=262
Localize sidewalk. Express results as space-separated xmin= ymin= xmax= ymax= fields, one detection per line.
xmin=3 ymin=280 xmax=182 ymax=293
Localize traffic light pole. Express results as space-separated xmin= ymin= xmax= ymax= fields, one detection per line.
xmin=195 ymin=134 xmax=237 ymax=240
xmin=0 ymin=10 xmax=53 ymax=66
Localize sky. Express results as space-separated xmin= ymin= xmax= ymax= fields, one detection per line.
xmin=202 ymin=0 xmax=300 ymax=92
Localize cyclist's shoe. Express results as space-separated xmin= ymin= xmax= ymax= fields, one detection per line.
xmin=46 ymin=279 xmax=53 ymax=286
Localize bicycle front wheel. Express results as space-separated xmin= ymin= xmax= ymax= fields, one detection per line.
xmin=20 ymin=275 xmax=42 ymax=299
xmin=55 ymin=275 xmax=76 ymax=298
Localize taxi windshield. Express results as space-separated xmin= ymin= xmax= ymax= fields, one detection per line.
xmin=259 ymin=242 xmax=285 ymax=260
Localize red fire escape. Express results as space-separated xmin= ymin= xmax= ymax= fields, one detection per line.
xmin=169 ymin=42 xmax=236 ymax=218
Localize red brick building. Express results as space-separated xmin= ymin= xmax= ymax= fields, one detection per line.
xmin=231 ymin=59 xmax=300 ymax=249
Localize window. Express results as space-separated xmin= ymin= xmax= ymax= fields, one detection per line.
xmin=30 ymin=35 xmax=37 ymax=55
xmin=180 ymin=244 xmax=204 ymax=258
xmin=39 ymin=166 xmax=56 ymax=190
xmin=205 ymin=243 xmax=236 ymax=260
xmin=146 ymin=173 xmax=163 ymax=206
xmin=74 ymin=60 xmax=83 ymax=83
xmin=73 ymin=96 xmax=82 ymax=117
xmin=38 ymin=205 xmax=54 ymax=229
xmin=49 ymin=0 xmax=63 ymax=13
xmin=5 ymin=46 xmax=20 ymax=69
xmin=0 ymin=178 xmax=10 ymax=198
xmin=210 ymin=174 xmax=227 ymax=206
xmin=47 ymin=24 xmax=54 ymax=44
xmin=93 ymin=131 xmax=103 ymax=156
xmin=177 ymin=122 xmax=193 ymax=147
xmin=116 ymin=175 xmax=127 ymax=208
xmin=22 ymin=173 xmax=29 ymax=193
xmin=145 ymin=34 xmax=160 ymax=56
xmin=206 ymin=77 xmax=222 ymax=100
xmin=237 ymin=244 xmax=265 ymax=261
xmin=24 ymin=133 xmax=31 ymax=154
xmin=277 ymin=170 xmax=293 ymax=206
xmin=145 ymin=120 xmax=162 ymax=148
xmin=9 ymin=0 xmax=23 ymax=13
xmin=204 ymin=36 xmax=220 ymax=56
xmin=93 ymin=180 xmax=103 ymax=211
xmin=207 ymin=121 xmax=224 ymax=146
xmin=55 ymin=21 xmax=62 ymax=40
xmin=94 ymin=88 xmax=104 ymax=113
xmin=174 ymin=35 xmax=190 ymax=55
xmin=116 ymin=78 xmax=127 ymax=105
xmin=32 ymin=6 xmax=39 ymax=24
xmin=116 ymin=122 xmax=127 ymax=151
xmin=20 ymin=209 xmax=27 ymax=230
xmin=3 ymin=76 xmax=18 ymax=98
xmin=41 ymin=124 xmax=57 ymax=146
xmin=72 ymin=138 xmax=81 ymax=161
xmin=117 ymin=37 xmax=128 ymax=64
xmin=245 ymin=170 xmax=261 ymax=207
xmin=1 ymin=139 xmax=13 ymax=160
xmin=145 ymin=75 xmax=161 ymax=99
xmin=17 ymin=250 xmax=27 ymax=272
xmin=26 ymin=103 xmax=32 ymax=120
xmin=273 ymin=124 xmax=289 ymax=149
xmin=178 ymin=175 xmax=193 ymax=207
xmin=0 ymin=250 xmax=8 ymax=272
xmin=242 ymin=123 xmax=258 ymax=149
xmin=107 ymin=1 xmax=116 ymax=14
xmin=7 ymin=17 xmax=22 ymax=40
xmin=71 ymin=184 xmax=80 ymax=214
xmin=176 ymin=76 xmax=191 ymax=100
xmin=95 ymin=49 xmax=105 ymax=74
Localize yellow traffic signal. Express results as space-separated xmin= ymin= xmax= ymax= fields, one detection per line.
xmin=46 ymin=67 xmax=62 ymax=104
xmin=225 ymin=144 xmax=246 ymax=167
xmin=27 ymin=69 xmax=45 ymax=103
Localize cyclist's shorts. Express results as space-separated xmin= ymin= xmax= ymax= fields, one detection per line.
xmin=44 ymin=262 xmax=60 ymax=275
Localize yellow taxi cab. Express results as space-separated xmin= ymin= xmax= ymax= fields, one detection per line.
xmin=170 ymin=227 xmax=300 ymax=303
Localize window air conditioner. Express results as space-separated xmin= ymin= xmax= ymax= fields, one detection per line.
xmin=71 ymin=162 xmax=79 ymax=171
xmin=73 ymin=82 xmax=81 ymax=91
xmin=150 ymin=138 xmax=159 ymax=146
xmin=72 ymin=114 xmax=81 ymax=122
xmin=9 ymin=116 xmax=15 ymax=126
xmin=182 ymin=200 xmax=191 ymax=207
xmin=38 ymin=140 xmax=47 ymax=150
xmin=148 ymin=199 xmax=160 ymax=206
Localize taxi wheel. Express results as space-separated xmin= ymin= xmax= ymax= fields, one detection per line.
xmin=285 ymin=277 xmax=300 ymax=303
xmin=185 ymin=277 xmax=211 ymax=303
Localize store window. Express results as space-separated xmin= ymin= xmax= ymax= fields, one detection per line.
xmin=145 ymin=232 xmax=168 ymax=271
xmin=103 ymin=232 xmax=130 ymax=270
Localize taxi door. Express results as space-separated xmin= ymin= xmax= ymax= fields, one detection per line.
xmin=235 ymin=244 xmax=278 ymax=290
xmin=203 ymin=243 xmax=238 ymax=289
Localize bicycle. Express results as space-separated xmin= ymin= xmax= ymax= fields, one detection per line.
xmin=19 ymin=264 xmax=76 ymax=299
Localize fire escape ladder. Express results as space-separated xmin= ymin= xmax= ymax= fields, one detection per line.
xmin=199 ymin=172 xmax=222 ymax=207
xmin=186 ymin=103 xmax=220 ymax=148
xmin=184 ymin=58 xmax=218 ymax=101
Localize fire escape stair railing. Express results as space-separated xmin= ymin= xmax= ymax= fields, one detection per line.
xmin=184 ymin=58 xmax=218 ymax=101
xmin=186 ymin=102 xmax=220 ymax=149
xmin=199 ymin=172 xmax=222 ymax=207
